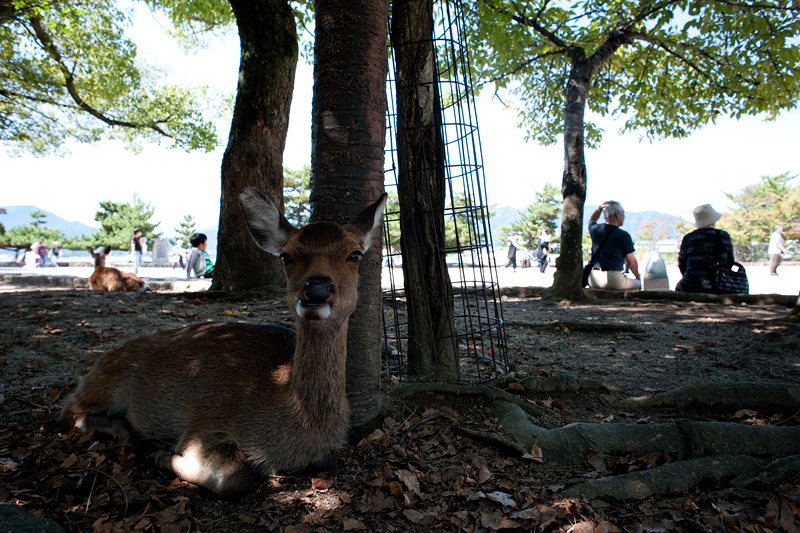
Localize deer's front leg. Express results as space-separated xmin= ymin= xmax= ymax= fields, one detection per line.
xmin=153 ymin=433 xmax=257 ymax=499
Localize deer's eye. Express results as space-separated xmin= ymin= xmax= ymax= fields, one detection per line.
xmin=280 ymin=253 xmax=294 ymax=266
xmin=347 ymin=251 xmax=363 ymax=263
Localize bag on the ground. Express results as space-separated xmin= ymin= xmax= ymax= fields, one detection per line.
xmin=641 ymin=247 xmax=670 ymax=290
xmin=715 ymin=262 xmax=749 ymax=294
xmin=642 ymin=248 xmax=668 ymax=279
xmin=581 ymin=262 xmax=593 ymax=288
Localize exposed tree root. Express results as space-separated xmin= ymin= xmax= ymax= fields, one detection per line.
xmin=564 ymin=455 xmax=766 ymax=501
xmin=387 ymin=381 xmax=550 ymax=418
xmin=586 ymin=289 xmax=797 ymax=307
xmin=618 ymin=383 xmax=800 ymax=411
xmin=517 ymin=374 xmax=625 ymax=395
xmin=492 ymin=401 xmax=800 ymax=465
xmin=503 ymin=320 xmax=643 ymax=334
xmin=388 ymin=379 xmax=800 ymax=503
xmin=732 ymin=455 xmax=800 ymax=489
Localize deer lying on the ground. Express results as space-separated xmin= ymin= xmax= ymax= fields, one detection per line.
xmin=59 ymin=188 xmax=387 ymax=498
xmin=87 ymin=246 xmax=148 ymax=292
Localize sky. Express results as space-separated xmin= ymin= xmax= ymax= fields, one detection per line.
xmin=2 ymin=6 xmax=798 ymax=238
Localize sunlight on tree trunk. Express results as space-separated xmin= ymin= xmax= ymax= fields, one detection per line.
xmin=391 ymin=0 xmax=459 ymax=383
xmin=546 ymin=54 xmax=590 ymax=300
xmin=311 ymin=0 xmax=389 ymax=436
xmin=212 ymin=0 xmax=298 ymax=291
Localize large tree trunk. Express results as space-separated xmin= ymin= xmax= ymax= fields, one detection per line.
xmin=211 ymin=0 xmax=298 ymax=292
xmin=311 ymin=0 xmax=389 ymax=437
xmin=391 ymin=0 xmax=459 ymax=383
xmin=545 ymin=51 xmax=591 ymax=300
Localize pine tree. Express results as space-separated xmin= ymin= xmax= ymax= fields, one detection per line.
xmin=174 ymin=214 xmax=198 ymax=248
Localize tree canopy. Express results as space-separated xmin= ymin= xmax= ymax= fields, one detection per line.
xmin=502 ymin=183 xmax=562 ymax=247
xmin=88 ymin=194 xmax=161 ymax=250
xmin=173 ymin=214 xmax=197 ymax=248
xmin=719 ymin=172 xmax=800 ymax=251
xmin=466 ymin=0 xmax=800 ymax=147
xmin=1 ymin=210 xmax=66 ymax=247
xmin=464 ymin=0 xmax=800 ymax=298
xmin=283 ymin=165 xmax=311 ymax=227
xmin=2 ymin=0 xmax=234 ymax=156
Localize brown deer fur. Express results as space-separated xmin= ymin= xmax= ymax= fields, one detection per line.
xmin=87 ymin=246 xmax=148 ymax=292
xmin=59 ymin=188 xmax=387 ymax=498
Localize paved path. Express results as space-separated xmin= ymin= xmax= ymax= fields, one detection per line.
xmin=493 ymin=263 xmax=800 ymax=297
xmin=0 ymin=262 xmax=798 ymax=297
xmin=0 ymin=264 xmax=211 ymax=292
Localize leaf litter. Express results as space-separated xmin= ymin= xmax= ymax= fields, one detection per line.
xmin=0 ymin=287 xmax=798 ymax=531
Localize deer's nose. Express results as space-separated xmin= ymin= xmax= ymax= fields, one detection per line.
xmin=304 ymin=277 xmax=334 ymax=304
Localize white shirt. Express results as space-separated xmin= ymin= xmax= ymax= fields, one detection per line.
xmin=768 ymin=231 xmax=784 ymax=255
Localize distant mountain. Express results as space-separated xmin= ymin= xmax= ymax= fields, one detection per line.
xmin=583 ymin=206 xmax=686 ymax=240
xmin=0 ymin=205 xmax=98 ymax=238
xmin=490 ymin=204 xmax=687 ymax=242
xmin=489 ymin=205 xmax=521 ymax=233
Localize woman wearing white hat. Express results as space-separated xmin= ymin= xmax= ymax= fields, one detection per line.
xmin=675 ymin=204 xmax=735 ymax=293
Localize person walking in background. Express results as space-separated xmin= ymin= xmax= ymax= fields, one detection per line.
xmin=768 ymin=225 xmax=788 ymax=276
xmin=504 ymin=232 xmax=526 ymax=271
xmin=30 ymin=242 xmax=41 ymax=267
xmin=536 ymin=228 xmax=551 ymax=274
xmin=587 ymin=201 xmax=641 ymax=290
xmin=186 ymin=233 xmax=215 ymax=279
xmin=674 ymin=204 xmax=735 ymax=293
xmin=35 ymin=241 xmax=47 ymax=268
xmin=50 ymin=241 xmax=61 ymax=267
xmin=130 ymin=228 xmax=143 ymax=275
xmin=171 ymin=240 xmax=186 ymax=269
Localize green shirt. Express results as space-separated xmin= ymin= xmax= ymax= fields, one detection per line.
xmin=201 ymin=250 xmax=214 ymax=275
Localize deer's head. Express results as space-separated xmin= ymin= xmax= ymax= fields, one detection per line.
xmin=88 ymin=246 xmax=112 ymax=268
xmin=239 ymin=188 xmax=386 ymax=323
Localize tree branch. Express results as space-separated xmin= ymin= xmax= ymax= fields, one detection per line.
xmin=28 ymin=16 xmax=173 ymax=138
xmin=475 ymin=48 xmax=566 ymax=88
xmin=710 ymin=0 xmax=800 ymax=12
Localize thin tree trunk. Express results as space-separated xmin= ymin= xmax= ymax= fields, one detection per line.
xmin=391 ymin=0 xmax=459 ymax=383
xmin=211 ymin=0 xmax=297 ymax=292
xmin=311 ymin=0 xmax=389 ymax=437
xmin=545 ymin=51 xmax=591 ymax=300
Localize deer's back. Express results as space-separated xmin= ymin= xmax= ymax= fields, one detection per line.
xmin=64 ymin=322 xmax=296 ymax=441
xmin=88 ymin=266 xmax=146 ymax=291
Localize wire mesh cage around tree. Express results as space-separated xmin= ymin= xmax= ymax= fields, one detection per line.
xmin=382 ymin=0 xmax=508 ymax=385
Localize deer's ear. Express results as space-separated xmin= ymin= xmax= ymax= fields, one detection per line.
xmin=239 ymin=187 xmax=296 ymax=255
xmin=350 ymin=192 xmax=387 ymax=253
xmin=103 ymin=246 xmax=111 ymax=255
xmin=87 ymin=246 xmax=95 ymax=255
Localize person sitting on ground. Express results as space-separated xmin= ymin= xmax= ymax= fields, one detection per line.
xmin=587 ymin=200 xmax=641 ymax=290
xmin=674 ymin=204 xmax=735 ymax=293
xmin=186 ymin=233 xmax=215 ymax=279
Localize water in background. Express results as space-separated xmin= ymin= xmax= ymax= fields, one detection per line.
xmin=0 ymin=248 xmax=217 ymax=263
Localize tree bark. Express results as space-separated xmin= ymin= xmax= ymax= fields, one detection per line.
xmin=391 ymin=0 xmax=459 ymax=383
xmin=211 ymin=0 xmax=297 ymax=292
xmin=311 ymin=0 xmax=389 ymax=437
xmin=545 ymin=50 xmax=591 ymax=300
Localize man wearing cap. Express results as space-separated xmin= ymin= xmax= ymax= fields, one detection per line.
xmin=675 ymin=204 xmax=735 ymax=293
xmin=587 ymin=200 xmax=641 ymax=290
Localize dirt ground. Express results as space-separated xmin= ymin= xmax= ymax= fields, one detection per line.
xmin=1 ymin=281 xmax=799 ymax=532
